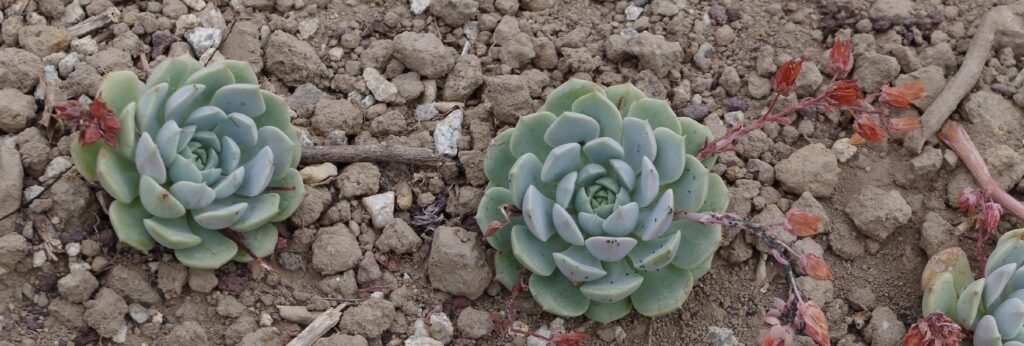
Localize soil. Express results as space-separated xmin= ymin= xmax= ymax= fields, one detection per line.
xmin=0 ymin=0 xmax=1020 ymax=345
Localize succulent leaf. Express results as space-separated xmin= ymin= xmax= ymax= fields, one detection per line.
xmin=174 ymin=221 xmax=238 ymax=269
xmin=97 ymin=148 xmax=141 ymax=202
xmin=544 ymin=112 xmax=600 ymax=147
xmin=143 ymin=216 xmax=201 ymax=249
xmin=631 ymin=266 xmax=693 ymax=317
xmin=495 ymin=251 xmax=524 ymax=289
xmin=627 ymin=98 xmax=681 ymax=134
xmin=108 ymin=200 xmax=155 ymax=251
xmin=529 ymin=271 xmax=590 ymax=317
xmin=580 ymin=260 xmax=643 ymax=303
xmin=553 ymin=246 xmax=607 ymax=282
xmin=231 ymin=224 xmax=279 ymax=262
xmin=510 ymin=112 xmax=556 ymax=160
xmin=620 ymin=117 xmax=657 ymax=172
xmin=99 ymin=71 xmax=144 ymax=115
xmin=571 ymin=91 xmax=623 ymax=140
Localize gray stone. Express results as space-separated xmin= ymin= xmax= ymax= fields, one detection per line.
xmin=0 ymin=137 xmax=22 ymax=219
xmin=393 ymin=32 xmax=455 ymax=79
xmin=852 ymin=53 xmax=900 ymax=92
xmin=427 ymin=226 xmax=491 ymax=299
xmin=845 ymin=186 xmax=912 ymax=241
xmin=775 ymin=143 xmax=840 ymax=197
xmin=311 ymin=224 xmax=361 ymax=274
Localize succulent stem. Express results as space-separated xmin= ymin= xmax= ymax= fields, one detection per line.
xmin=698 ymin=93 xmax=827 ymax=159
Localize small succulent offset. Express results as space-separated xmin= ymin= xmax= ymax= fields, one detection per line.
xmin=918 ymin=231 xmax=1024 ymax=346
xmin=476 ymin=79 xmax=729 ymax=323
xmin=66 ymin=56 xmax=304 ymax=269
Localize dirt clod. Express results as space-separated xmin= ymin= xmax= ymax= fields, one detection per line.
xmin=58 ymin=270 xmax=99 ymax=303
xmin=338 ymin=297 xmax=396 ymax=338
xmin=311 ymin=224 xmax=361 ymax=274
xmin=83 ymin=288 xmax=128 ymax=338
xmin=427 ymin=226 xmax=491 ymax=300
xmin=845 ymin=186 xmax=912 ymax=241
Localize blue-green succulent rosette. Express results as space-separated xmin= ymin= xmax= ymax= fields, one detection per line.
xmin=71 ymin=56 xmax=304 ymax=269
xmin=476 ymin=80 xmax=729 ymax=323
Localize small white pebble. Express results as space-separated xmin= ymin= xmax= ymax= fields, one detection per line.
xmin=65 ymin=243 xmax=81 ymax=257
xmin=260 ymin=312 xmax=273 ymax=327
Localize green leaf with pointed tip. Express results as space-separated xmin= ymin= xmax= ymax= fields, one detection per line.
xmin=988 ymin=233 xmax=1024 ymax=276
xmin=238 ymin=147 xmax=274 ymax=197
xmin=529 ymin=272 xmax=590 ymax=317
xmin=188 ymin=106 xmax=228 ymax=130
xmin=602 ymin=202 xmax=639 ymax=237
xmin=975 ymin=315 xmax=1002 ymax=346
xmin=631 ymin=266 xmax=693 ymax=317
xmin=543 ymin=112 xmax=600 ymax=148
xmin=621 ymin=117 xmax=657 ymax=172
xmin=495 ymin=250 xmax=524 ymax=290
xmin=689 ymin=252 xmax=714 ymax=279
xmin=541 ymin=143 xmax=581 ymax=183
xmin=701 ymin=174 xmax=729 ymax=213
xmin=227 ymin=194 xmax=280 ymax=232
xmin=168 ymin=154 xmax=203 ymax=183
xmin=669 ymin=155 xmax=709 ymax=212
xmin=630 ymin=231 xmax=681 ymax=272
xmin=476 ymin=187 xmax=516 ymax=252
xmin=628 ymin=98 xmax=681 ymax=133
xmin=136 ymin=83 xmax=169 ymax=135
xmin=653 ymin=128 xmax=686 ymax=184
xmin=146 ymin=55 xmax=202 ymax=90
xmin=582 ymin=138 xmax=624 ymax=165
xmin=987 ymin=263 xmax=1019 ymax=311
xmin=575 ymin=188 xmax=594 ymax=214
xmin=108 ymin=200 xmax=155 ymax=251
xmin=577 ymin=163 xmax=606 ymax=185
xmin=605 ymin=83 xmax=646 ymax=115
xmin=923 ymin=272 xmax=959 ymax=321
xmin=571 ymin=91 xmax=623 ymax=140
xmin=169 ymin=181 xmax=214 ymax=209
xmin=485 ymin=129 xmax=515 ymax=189
xmin=268 ymin=168 xmax=304 ymax=222
xmin=580 ymin=260 xmax=643 ymax=303
xmin=183 ymin=65 xmax=236 ymax=104
xmin=212 ymin=84 xmax=267 ymax=117
xmin=585 ymin=236 xmax=636 ymax=262
xmin=100 ymin=71 xmax=144 ymax=115
xmin=578 ymin=212 xmax=604 ymax=236
xmin=522 ymin=186 xmax=556 ymax=241
xmin=71 ymin=136 xmax=101 ymax=181
xmin=510 ymin=112 xmax=556 ymax=161
xmin=636 ymin=190 xmax=674 ymax=241
xmin=678 ymin=117 xmax=713 ymax=155
xmin=255 ymin=90 xmax=301 ymax=169
xmin=510 ymin=225 xmax=568 ymax=276
xmin=632 ymin=157 xmax=660 ymax=207
xmin=509 ymin=153 xmax=542 ymax=206
xmin=554 ymin=172 xmax=576 ymax=209
xmin=608 ymin=159 xmax=635 ymax=191
xmin=210 ymin=60 xmax=259 ymax=85
xmin=217 ymin=112 xmax=259 ymax=147
xmin=96 ymin=147 xmax=140 ymax=202
xmin=164 ymin=84 xmax=207 ymax=124
xmin=231 ymin=224 xmax=278 ymax=262
xmin=156 ymin=121 xmax=182 ymax=164
xmin=138 ymin=175 xmax=186 ymax=218
xmin=539 ymin=79 xmax=597 ymax=116
xmin=174 ymin=221 xmax=239 ymax=269
xmin=994 ymin=298 xmax=1024 ymax=339
xmin=553 ymin=246 xmax=606 ymax=282
xmin=143 ymin=216 xmax=201 ymax=249
xmin=257 ymin=126 xmax=295 ymax=179
xmin=194 ymin=202 xmax=249 ymax=230
xmin=671 ymin=220 xmax=722 ymax=269
xmin=552 ymin=204 xmax=585 ymax=246
xmin=115 ymin=102 xmax=137 ymax=158
xmin=220 ymin=136 xmax=241 ymax=173
xmin=958 ymin=279 xmax=985 ymax=329
xmin=584 ymin=299 xmax=633 ymax=324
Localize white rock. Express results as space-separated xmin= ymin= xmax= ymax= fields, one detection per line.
xmin=361 ymin=95 xmax=376 ymax=108
xmin=259 ymin=312 xmax=273 ymax=327
xmin=427 ymin=313 xmax=454 ymax=344
xmin=128 ymin=303 xmax=150 ymax=323
xmin=23 ymin=185 xmax=44 ymax=202
xmin=415 ymin=103 xmax=438 ymax=121
xmin=32 ymin=250 xmax=46 ymax=267
xmin=151 ymin=312 xmax=164 ymax=324
xmin=434 ymin=109 xmax=463 ymax=157
xmin=65 ymin=242 xmax=81 ymax=257
xmin=328 ymin=47 xmax=345 ymax=61
xmin=625 ymin=4 xmax=643 ymax=20
xmin=298 ymin=18 xmax=319 ymax=40
xmin=831 ymin=138 xmax=857 ymax=163
xmin=70 ymin=36 xmax=98 ymax=55
xmin=362 ymin=191 xmax=395 ymax=229
xmin=40 ymin=157 xmax=72 ymax=182
xmin=186 ymin=27 xmax=222 ymax=56
xmin=197 ymin=6 xmax=225 ymax=29
xmin=410 ymin=0 xmax=431 ymax=14
xmin=182 ymin=0 xmax=206 ymax=11
xmin=723 ymin=111 xmax=745 ymax=127
xmin=112 ymin=325 xmax=128 ymax=344
xmin=405 ymin=336 xmax=443 ymax=346
xmin=363 ymin=68 xmax=398 ymax=103
xmin=464 ymin=21 xmax=479 ymax=42
xmin=58 ymin=52 xmax=78 ymax=78
xmin=63 ymin=0 xmax=85 ymax=25
xmin=527 ymin=327 xmax=552 ymax=346
xmin=299 ymin=163 xmax=338 ymax=184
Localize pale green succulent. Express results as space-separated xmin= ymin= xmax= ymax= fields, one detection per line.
xmin=476 ymin=80 xmax=729 ymax=323
xmin=921 ymin=230 xmax=1024 ymax=346
xmin=71 ymin=56 xmax=304 ymax=269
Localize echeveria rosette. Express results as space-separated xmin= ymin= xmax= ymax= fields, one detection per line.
xmin=70 ymin=56 xmax=304 ymax=269
xmin=476 ymin=80 xmax=729 ymax=323
xmin=921 ymin=230 xmax=1024 ymax=346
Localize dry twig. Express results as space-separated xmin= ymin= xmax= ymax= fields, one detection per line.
xmin=301 ymin=145 xmax=447 ymax=166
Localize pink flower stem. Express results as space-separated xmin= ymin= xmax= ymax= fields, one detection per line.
xmin=938 ymin=121 xmax=1024 ymax=220
xmin=698 ymin=93 xmax=828 ymax=159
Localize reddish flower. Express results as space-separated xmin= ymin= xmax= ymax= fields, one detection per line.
xmin=760 ymin=325 xmax=795 ymax=346
xmin=772 ymin=59 xmax=804 ymax=96
xmin=799 ymin=253 xmax=833 ymax=281
xmin=798 ymin=301 xmax=830 ymax=346
xmin=880 ymin=81 xmax=925 ymax=109
xmin=852 ymin=117 xmax=885 ymax=144
xmin=825 ymin=80 xmax=862 ymax=107
xmin=957 ymin=187 xmax=984 ymax=216
xmin=888 ymin=117 xmax=921 ymax=135
xmin=785 ymin=209 xmax=824 ymax=236
xmin=904 ymin=312 xmax=965 ymax=346
xmin=848 ymin=133 xmax=866 ymax=146
xmin=976 ymin=201 xmax=1003 ymax=233
xmin=828 ymin=39 xmax=853 ymax=77
xmin=55 ymin=99 xmax=121 ymax=148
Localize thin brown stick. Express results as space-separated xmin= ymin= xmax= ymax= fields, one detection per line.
xmin=67 ymin=7 xmax=121 ymax=38
xmin=301 ymin=145 xmax=447 ymax=166
xmin=285 ymin=303 xmax=347 ymax=346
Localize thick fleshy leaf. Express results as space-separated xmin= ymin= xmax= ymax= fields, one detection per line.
xmin=689 ymin=252 xmax=714 ymax=279
xmin=602 ymin=202 xmax=639 ymax=236
xmin=169 ymin=181 xmax=215 ymax=209
xmin=582 ymin=137 xmax=625 ymax=165
xmin=136 ymin=83 xmax=169 ymax=135
xmin=541 ymin=143 xmax=581 ymax=183
xmin=653 ymin=128 xmax=686 ymax=184
xmin=627 ymin=98 xmax=681 ymax=133
xmin=578 ymin=212 xmax=604 ymax=236
xmin=174 ymin=221 xmax=239 ymax=269
xmin=267 ymin=168 xmax=305 ymax=222
xmin=577 ymin=163 xmax=606 ymax=185
xmin=522 ymin=185 xmax=556 ymax=241
xmin=584 ymin=299 xmax=633 ymax=324
xmin=574 ymin=188 xmax=594 ymax=214
xmin=701 ymin=174 xmax=729 ymax=213
xmin=168 ymin=154 xmax=203 ymax=183
xmin=193 ymin=202 xmax=249 ymax=230
xmin=135 ymin=132 xmax=166 ymax=182
xmin=539 ymin=79 xmax=597 ymax=116
xmin=571 ymin=91 xmax=623 ymax=139
xmin=580 ymin=260 xmax=643 ymax=303
xmin=228 ymin=194 xmax=280 ymax=232
xmin=510 ymin=225 xmax=568 ymax=276
xmin=99 ymin=70 xmax=144 ymax=115
xmin=211 ymin=84 xmax=267 ymax=116
xmin=604 ymin=83 xmax=645 ymax=115
xmin=553 ymin=246 xmax=607 ymax=282
xmin=632 ymin=157 xmax=660 ymax=207
xmin=669 ymin=155 xmax=709 ymax=212
xmin=510 ymin=112 xmax=556 ymax=161
xmin=630 ymin=231 xmax=681 ymax=272
xmin=631 ymin=266 xmax=693 ymax=317
xmin=484 ymin=129 xmax=515 ymax=189
xmin=231 ymin=224 xmax=278 ymax=262
xmin=995 ymin=298 xmax=1024 ymax=339
xmin=257 ymin=126 xmax=295 ymax=179
xmin=678 ymin=117 xmax=713 ymax=155
xmin=155 ymin=121 xmax=182 ymax=165
xmin=543 ymin=112 xmax=600 ymax=147
xmin=213 ymin=167 xmax=246 ymax=199
xmin=922 ymin=272 xmax=959 ymax=321
xmin=70 ymin=137 xmax=101 ymax=181
xmin=555 ymin=172 xmax=576 ymax=209
xmin=255 ymin=90 xmax=301 ymax=168
xmin=191 ymin=131 xmax=220 ymax=151
xmin=975 ymin=315 xmax=1002 ymax=346
xmin=495 ymin=251 xmax=524 ymax=290
xmin=238 ymin=147 xmax=274 ymax=197
xmin=96 ymin=148 xmax=141 ymax=202
xmin=529 ymin=272 xmax=590 ymax=317
xmin=177 ymin=125 xmax=196 ymax=153
xmin=209 ymin=60 xmax=259 ymax=85
xmin=509 ymin=153 xmax=542 ymax=206
xmin=552 ymin=204 xmax=585 ymax=246
xmin=108 ymin=200 xmax=155 ymax=251
xmin=183 ymin=64 xmax=235 ymax=102
xmin=139 ymin=175 xmax=186 ymax=218
xmin=671 ymin=220 xmax=722 ymax=269
xmin=164 ymin=84 xmax=207 ymax=124
xmin=958 ymin=279 xmax=985 ymax=329
xmin=146 ymin=55 xmax=201 ymax=90
xmin=621 ymin=117 xmax=657 ymax=172
xmin=115 ymin=102 xmax=137 ymax=158
xmin=476 ymin=187 xmax=516 ymax=252
xmin=988 ymin=233 xmax=1024 ymax=276
xmin=585 ymin=236 xmax=636 ymax=262
xmin=608 ymin=159 xmax=635 ymax=191
xmin=216 ymin=112 xmax=259 ymax=147
xmin=987 ymin=263 xmax=1019 ymax=310
xmin=143 ymin=216 xmax=201 ymax=249
xmin=921 ymin=247 xmax=974 ymax=294
xmin=219 ymin=136 xmax=241 ymax=173
xmin=187 ymin=106 xmax=228 ymax=130
xmin=636 ymin=190 xmax=674 ymax=241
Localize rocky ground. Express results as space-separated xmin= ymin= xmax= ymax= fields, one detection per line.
xmin=0 ymin=0 xmax=1020 ymax=344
